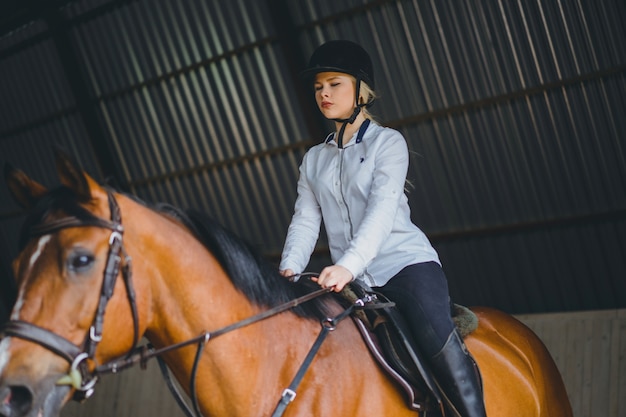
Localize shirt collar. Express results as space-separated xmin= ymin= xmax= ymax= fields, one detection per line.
xmin=325 ymin=119 xmax=371 ymax=147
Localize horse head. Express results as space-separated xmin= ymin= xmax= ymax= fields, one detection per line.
xmin=0 ymin=151 xmax=143 ymax=417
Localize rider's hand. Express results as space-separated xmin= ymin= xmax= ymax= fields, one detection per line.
xmin=313 ymin=265 xmax=353 ymax=292
xmin=279 ymin=269 xmax=295 ymax=278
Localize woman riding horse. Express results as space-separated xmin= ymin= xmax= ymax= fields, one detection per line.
xmin=0 ymin=151 xmax=572 ymax=417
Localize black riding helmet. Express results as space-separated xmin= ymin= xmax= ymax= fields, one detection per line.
xmin=301 ymin=40 xmax=375 ymax=148
xmin=300 ymin=40 xmax=375 ymax=90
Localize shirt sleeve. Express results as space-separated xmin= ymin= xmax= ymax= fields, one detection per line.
xmin=279 ymin=152 xmax=323 ymax=273
xmin=336 ymin=133 xmax=409 ymax=278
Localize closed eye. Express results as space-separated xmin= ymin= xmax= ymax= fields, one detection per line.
xmin=314 ymin=82 xmax=341 ymax=91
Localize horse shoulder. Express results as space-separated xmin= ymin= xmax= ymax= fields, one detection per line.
xmin=287 ymin=311 xmax=418 ymax=417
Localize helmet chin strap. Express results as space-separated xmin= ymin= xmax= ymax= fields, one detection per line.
xmin=334 ymin=107 xmax=362 ymax=149
xmin=333 ymin=79 xmax=364 ymax=149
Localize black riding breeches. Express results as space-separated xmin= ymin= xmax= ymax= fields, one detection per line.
xmin=375 ymin=261 xmax=455 ymax=358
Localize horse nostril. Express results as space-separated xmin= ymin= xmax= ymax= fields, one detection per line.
xmin=0 ymin=385 xmax=33 ymax=417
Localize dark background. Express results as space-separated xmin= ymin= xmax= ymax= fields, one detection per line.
xmin=1 ymin=0 xmax=625 ymax=323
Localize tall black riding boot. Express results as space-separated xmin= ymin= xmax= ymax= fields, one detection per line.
xmin=429 ymin=330 xmax=487 ymax=417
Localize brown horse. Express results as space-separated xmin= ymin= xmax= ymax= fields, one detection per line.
xmin=0 ymin=152 xmax=572 ymax=417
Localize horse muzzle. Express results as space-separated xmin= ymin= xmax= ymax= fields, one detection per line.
xmin=0 ymin=337 xmax=73 ymax=417
xmin=0 ymin=384 xmax=33 ymax=417
xmin=0 ymin=380 xmax=70 ymax=417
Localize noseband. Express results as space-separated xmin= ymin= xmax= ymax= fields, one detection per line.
xmin=1 ymin=191 xmax=139 ymax=401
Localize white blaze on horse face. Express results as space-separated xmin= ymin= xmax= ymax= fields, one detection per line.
xmin=10 ymin=235 xmax=51 ymax=321
xmin=29 ymin=235 xmax=51 ymax=271
xmin=0 ymin=338 xmax=10 ymax=375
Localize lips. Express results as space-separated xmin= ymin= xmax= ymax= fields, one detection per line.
xmin=321 ymin=101 xmax=332 ymax=108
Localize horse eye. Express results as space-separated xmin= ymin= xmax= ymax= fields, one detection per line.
xmin=68 ymin=252 xmax=95 ymax=272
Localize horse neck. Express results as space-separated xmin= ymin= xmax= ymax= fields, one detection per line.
xmin=130 ymin=211 xmax=308 ymax=412
xmin=119 ymin=199 xmax=333 ymax=414
xmin=120 ymin=200 xmax=256 ymax=344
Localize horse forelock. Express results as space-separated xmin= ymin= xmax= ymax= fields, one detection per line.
xmin=18 ymin=186 xmax=98 ymax=251
xmin=157 ymin=206 xmax=334 ymax=321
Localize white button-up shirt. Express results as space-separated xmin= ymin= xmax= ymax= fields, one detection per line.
xmin=280 ymin=121 xmax=440 ymax=287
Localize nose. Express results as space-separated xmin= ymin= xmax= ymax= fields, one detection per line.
xmin=0 ymin=385 xmax=34 ymax=417
xmin=316 ymin=85 xmax=329 ymax=97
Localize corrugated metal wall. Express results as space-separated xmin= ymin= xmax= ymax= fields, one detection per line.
xmin=0 ymin=0 xmax=625 ymax=318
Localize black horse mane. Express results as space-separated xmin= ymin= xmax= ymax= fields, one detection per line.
xmin=157 ymin=204 xmax=336 ymax=321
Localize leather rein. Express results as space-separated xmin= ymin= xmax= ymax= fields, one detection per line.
xmin=0 ymin=191 xmax=383 ymax=416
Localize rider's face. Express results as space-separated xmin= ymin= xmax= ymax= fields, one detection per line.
xmin=314 ymin=72 xmax=356 ymax=120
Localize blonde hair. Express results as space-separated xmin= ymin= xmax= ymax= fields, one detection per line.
xmin=358 ymin=81 xmax=377 ymax=119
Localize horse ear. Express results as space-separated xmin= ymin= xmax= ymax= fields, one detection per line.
xmin=4 ymin=163 xmax=49 ymax=209
xmin=54 ymin=148 xmax=93 ymax=202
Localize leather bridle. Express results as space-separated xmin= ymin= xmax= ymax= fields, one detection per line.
xmin=1 ymin=191 xmax=139 ymax=401
xmin=0 ymin=191 xmax=384 ymax=417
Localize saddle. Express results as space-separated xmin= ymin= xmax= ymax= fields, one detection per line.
xmin=340 ymin=281 xmax=479 ymax=416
